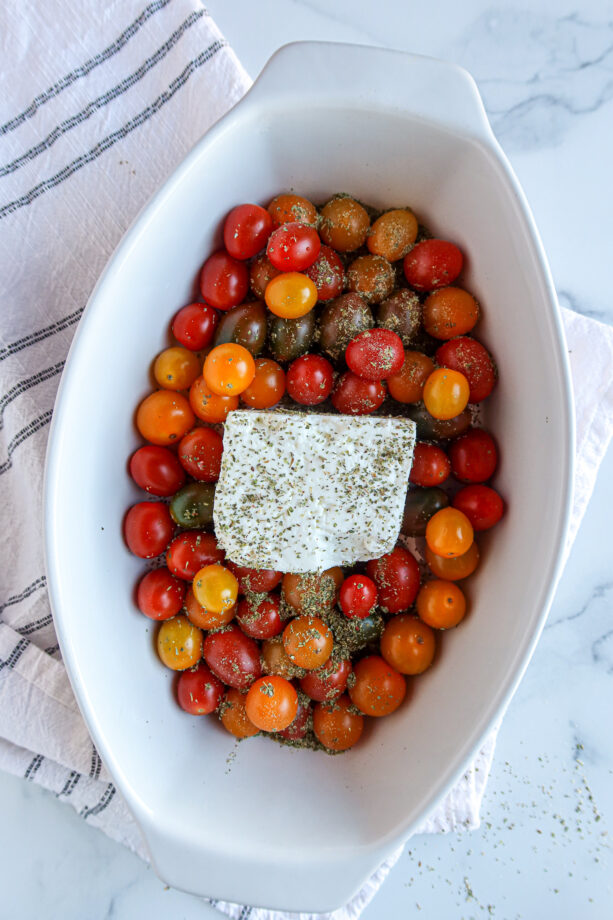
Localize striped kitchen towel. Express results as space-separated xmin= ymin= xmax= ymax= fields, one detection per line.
xmin=1 ymin=3 xmax=613 ymax=919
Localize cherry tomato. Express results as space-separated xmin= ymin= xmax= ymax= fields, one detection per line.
xmin=237 ymin=594 xmax=283 ymax=639
xmin=403 ymin=239 xmax=463 ymax=291
xmin=167 ymin=531 xmax=224 ymax=581
xmin=265 ymin=272 xmax=318 ymax=318
xmin=453 ymin=484 xmax=505 ymax=530
xmin=278 ymin=697 xmax=312 ymax=740
xmin=366 ymin=546 xmax=420 ymax=614
xmin=240 ymin=357 xmax=285 ymax=408
xmin=267 ymin=221 xmax=321 ymax=272
xmin=203 ymin=624 xmax=261 ymax=690
xmin=409 ymin=442 xmax=451 ymax=487
xmin=283 ymin=616 xmax=334 ymax=670
xmin=184 ymin=587 xmax=236 ymax=630
xmin=153 ymin=347 xmax=201 ymax=391
xmin=189 ymin=376 xmax=238 ymax=423
xmin=286 ymin=354 xmax=334 ymax=405
xmin=268 ymin=193 xmax=318 ymax=226
xmin=199 ymin=250 xmax=248 ymax=311
xmin=221 ymin=688 xmax=259 ymax=738
xmin=367 ymin=209 xmax=418 ymax=261
xmin=261 ymin=637 xmax=298 ymax=678
xmin=172 ymin=302 xmax=219 ymax=351
xmin=347 ymin=254 xmax=396 ymax=304
xmin=425 ymin=541 xmax=480 ymax=580
xmin=169 ymin=482 xmax=215 ymax=529
xmin=136 ymin=567 xmax=186 ymax=620
xmin=331 ymin=371 xmax=386 ymax=415
xmin=203 ymin=343 xmax=255 ymax=396
xmin=387 ymin=351 xmax=435 ymax=404
xmin=245 ymin=676 xmax=298 ymax=732
xmin=300 ymin=658 xmax=351 ymax=701
xmin=450 ymin=428 xmax=498 ymax=483
xmin=282 ymin=568 xmax=343 ymax=613
xmin=223 ymin=203 xmax=273 ymax=260
xmin=249 ymin=254 xmax=280 ymax=299
xmin=423 ymin=287 xmax=479 ymax=339
xmin=425 ymin=507 xmax=474 ymax=558
xmin=349 ymin=655 xmax=406 ymax=717
xmin=345 ymin=329 xmax=404 ymax=380
xmin=380 ymin=615 xmax=436 ymax=675
xmin=129 ymin=445 xmax=185 ymax=497
xmin=319 ymin=197 xmax=370 ymax=252
xmin=417 ymin=580 xmax=467 ymax=629
xmin=423 ymin=368 xmax=470 ymax=420
xmin=178 ymin=427 xmax=223 ymax=482
xmin=312 ymin=695 xmax=364 ymax=751
xmin=226 ymin=563 xmax=282 ymax=594
xmin=305 ymin=245 xmax=344 ymax=300
xmin=157 ymin=615 xmax=203 ymax=670
xmin=339 ymin=574 xmax=378 ymax=619
xmin=193 ymin=564 xmax=238 ymax=613
xmin=177 ymin=661 xmax=224 ymax=715
xmin=136 ymin=390 xmax=195 ymax=446
xmin=124 ymin=502 xmax=173 ymax=558
xmin=435 ymin=337 xmax=497 ymax=403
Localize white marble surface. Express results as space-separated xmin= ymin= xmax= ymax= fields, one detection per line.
xmin=2 ymin=0 xmax=613 ymax=917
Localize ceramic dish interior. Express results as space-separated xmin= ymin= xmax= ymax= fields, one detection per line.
xmin=44 ymin=42 xmax=574 ymax=912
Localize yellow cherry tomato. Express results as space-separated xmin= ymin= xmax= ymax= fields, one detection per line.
xmin=203 ymin=343 xmax=256 ymax=396
xmin=192 ymin=564 xmax=238 ymax=614
xmin=157 ymin=615 xmax=203 ymax=670
xmin=423 ymin=368 xmax=470 ymax=420
xmin=426 ymin=507 xmax=474 ymax=558
xmin=265 ymin=272 xmax=318 ymax=318
xmin=153 ymin=347 xmax=201 ymax=391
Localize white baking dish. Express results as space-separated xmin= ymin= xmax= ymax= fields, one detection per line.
xmin=44 ymin=42 xmax=574 ymax=911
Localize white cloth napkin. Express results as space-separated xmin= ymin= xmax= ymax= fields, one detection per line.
xmin=1 ymin=2 xmax=613 ymax=918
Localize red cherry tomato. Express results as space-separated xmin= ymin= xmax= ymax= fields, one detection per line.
xmin=136 ymin=567 xmax=186 ymax=620
xmin=453 ymin=484 xmax=505 ymax=530
xmin=409 ymin=442 xmax=451 ymax=487
xmin=403 ymin=239 xmax=463 ymax=291
xmin=435 ymin=337 xmax=497 ymax=403
xmin=203 ymin=624 xmax=262 ymax=690
xmin=345 ymin=329 xmax=404 ymax=380
xmin=172 ymin=303 xmax=219 ymax=351
xmin=178 ymin=427 xmax=223 ymax=482
xmin=286 ymin=354 xmax=334 ymax=406
xmin=223 ymin=204 xmax=273 ymax=260
xmin=331 ymin=372 xmax=386 ymax=415
xmin=129 ymin=445 xmax=186 ymax=497
xmin=225 ymin=563 xmax=282 ymax=594
xmin=267 ymin=221 xmax=321 ymax=272
xmin=305 ymin=245 xmax=344 ymax=300
xmin=450 ymin=428 xmax=498 ymax=483
xmin=166 ymin=531 xmax=225 ymax=580
xmin=278 ymin=697 xmax=312 ymax=741
xmin=200 ymin=250 xmax=248 ymax=311
xmin=339 ymin=575 xmax=378 ymax=619
xmin=366 ymin=546 xmax=420 ymax=614
xmin=177 ymin=662 xmax=225 ymax=715
xmin=300 ymin=658 xmax=351 ymax=701
xmin=124 ymin=502 xmax=174 ymax=558
xmin=237 ymin=594 xmax=283 ymax=639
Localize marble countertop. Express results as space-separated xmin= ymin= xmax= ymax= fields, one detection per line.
xmin=2 ymin=0 xmax=612 ymax=917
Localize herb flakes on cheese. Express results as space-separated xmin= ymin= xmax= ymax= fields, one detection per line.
xmin=213 ymin=409 xmax=416 ymax=574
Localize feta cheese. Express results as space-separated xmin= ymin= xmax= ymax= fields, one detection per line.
xmin=214 ymin=409 xmax=416 ymax=574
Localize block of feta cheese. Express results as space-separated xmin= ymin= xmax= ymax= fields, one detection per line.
xmin=213 ymin=409 xmax=416 ymax=573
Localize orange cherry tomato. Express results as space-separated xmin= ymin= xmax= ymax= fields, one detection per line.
xmin=268 ymin=193 xmax=318 ymax=226
xmin=283 ymin=615 xmax=333 ymax=670
xmin=245 ymin=676 xmax=298 ymax=732
xmin=192 ymin=565 xmax=238 ymax=614
xmin=184 ymin=587 xmax=236 ymax=630
xmin=189 ymin=376 xmax=238 ymax=423
xmin=387 ymin=351 xmax=435 ymax=404
xmin=348 ymin=655 xmax=407 ymax=717
xmin=203 ymin=343 xmax=256 ymax=396
xmin=240 ymin=357 xmax=285 ymax=408
xmin=136 ymin=390 xmax=195 ymax=446
xmin=153 ymin=347 xmax=201 ymax=391
xmin=265 ymin=272 xmax=318 ymax=318
xmin=221 ymin=688 xmax=260 ymax=738
xmin=156 ymin=615 xmax=203 ymax=670
xmin=312 ymin=695 xmax=364 ymax=751
xmin=380 ymin=614 xmax=436 ymax=675
xmin=423 ymin=368 xmax=470 ymax=420
xmin=417 ymin=580 xmax=467 ymax=629
xmin=423 ymin=287 xmax=479 ymax=340
xmin=426 ymin=507 xmax=474 ymax=558
xmin=425 ymin=542 xmax=479 ymax=580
